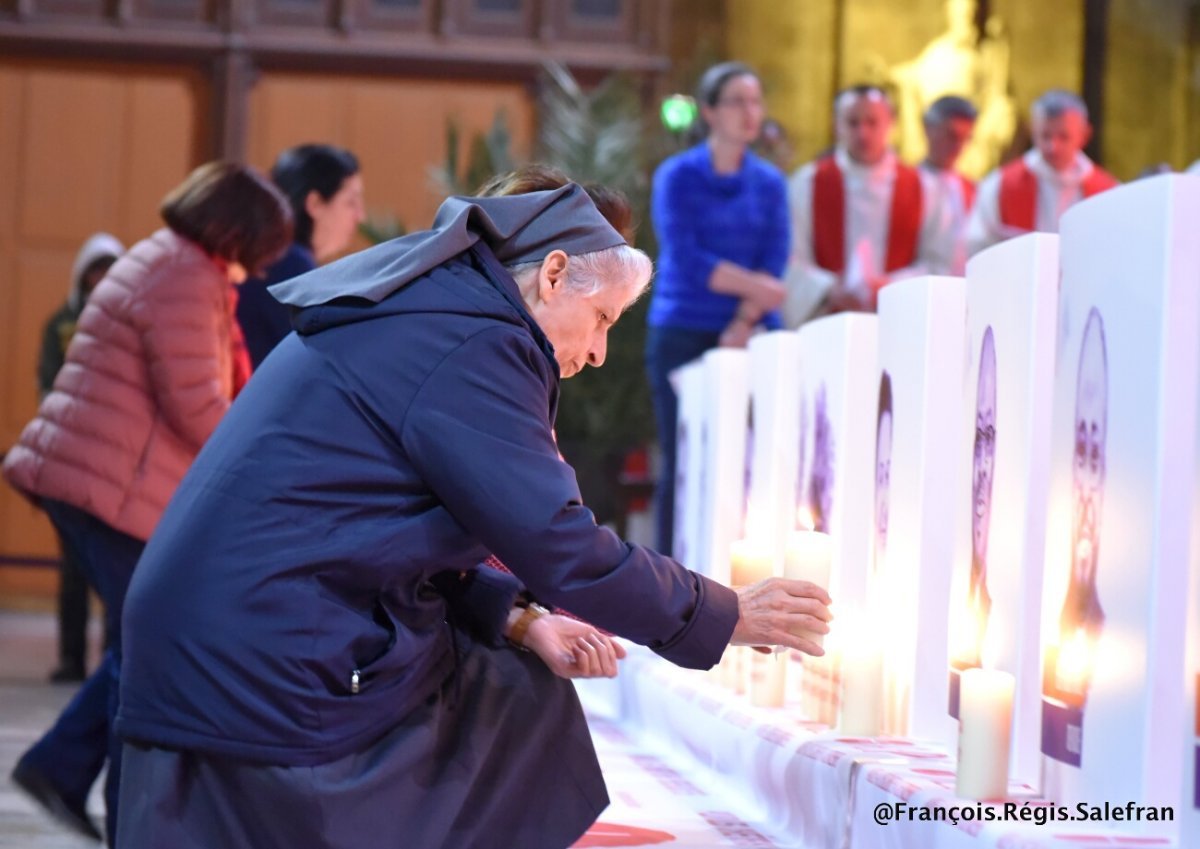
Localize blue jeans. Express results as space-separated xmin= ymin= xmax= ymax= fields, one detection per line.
xmin=19 ymin=499 xmax=143 ymax=845
xmin=644 ymin=326 xmax=721 ymax=556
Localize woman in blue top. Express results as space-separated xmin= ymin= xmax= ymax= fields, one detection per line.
xmin=646 ymin=61 xmax=791 ymax=554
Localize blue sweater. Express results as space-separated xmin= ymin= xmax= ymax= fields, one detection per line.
xmin=649 ymin=144 xmax=790 ymax=331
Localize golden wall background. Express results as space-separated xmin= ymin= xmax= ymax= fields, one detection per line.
xmin=717 ymin=0 xmax=1197 ymax=180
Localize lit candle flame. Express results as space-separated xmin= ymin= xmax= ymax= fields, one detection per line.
xmin=1054 ymin=629 xmax=1093 ymax=695
xmin=796 ymin=506 xmax=815 ymax=531
xmin=950 ymin=596 xmax=985 ymax=667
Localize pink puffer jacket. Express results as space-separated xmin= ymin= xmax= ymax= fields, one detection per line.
xmin=3 ymin=228 xmax=236 ymax=541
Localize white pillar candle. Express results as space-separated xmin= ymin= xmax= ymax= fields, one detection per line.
xmin=784 ymin=529 xmax=833 ymax=584
xmin=955 ymin=667 xmax=1015 ymax=800
xmin=726 ymin=538 xmax=776 ymax=694
xmin=749 ymin=650 xmax=786 ymax=708
xmin=784 ymin=529 xmax=833 ymax=649
xmin=839 ymin=639 xmax=883 ymax=736
xmin=730 ymin=537 xmax=776 ymax=586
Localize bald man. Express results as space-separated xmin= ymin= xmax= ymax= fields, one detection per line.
xmin=784 ymin=85 xmax=955 ymax=326
xmin=967 ymin=90 xmax=1119 ymax=257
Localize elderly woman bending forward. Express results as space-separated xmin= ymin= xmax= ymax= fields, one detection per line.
xmin=114 ymin=183 xmax=830 ymax=849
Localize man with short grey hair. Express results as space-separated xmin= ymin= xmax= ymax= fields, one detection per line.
xmin=966 ymin=90 xmax=1119 ymax=256
xmin=783 ymin=85 xmax=954 ymax=326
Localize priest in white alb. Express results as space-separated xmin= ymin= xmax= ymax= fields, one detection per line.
xmin=920 ymin=95 xmax=978 ymax=275
xmin=966 ymin=89 xmax=1119 ymax=257
xmin=783 ymin=85 xmax=955 ymax=327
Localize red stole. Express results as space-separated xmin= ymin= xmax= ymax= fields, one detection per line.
xmin=812 ymin=155 xmax=924 ymax=283
xmin=957 ymin=172 xmax=977 ymax=210
xmin=998 ymin=158 xmax=1119 ymax=231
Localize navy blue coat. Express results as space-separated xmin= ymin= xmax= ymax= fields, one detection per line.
xmin=117 ymin=244 xmax=739 ymax=767
xmin=236 ymin=242 xmax=316 ymax=369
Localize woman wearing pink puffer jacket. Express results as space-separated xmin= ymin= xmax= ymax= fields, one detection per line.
xmin=3 ymin=161 xmax=292 ymax=846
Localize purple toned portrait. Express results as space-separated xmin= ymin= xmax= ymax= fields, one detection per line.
xmin=795 ymin=393 xmax=809 ymax=526
xmin=949 ymin=328 xmax=998 ymax=717
xmin=1058 ymin=307 xmax=1108 ymax=673
xmin=873 ymin=371 xmax=893 ymax=578
xmin=967 ymin=327 xmax=997 ymax=662
xmin=1043 ymin=306 xmax=1107 ymax=765
xmin=809 ymin=384 xmax=835 ymax=534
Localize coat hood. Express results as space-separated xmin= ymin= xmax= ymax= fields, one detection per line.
xmin=69 ymin=232 xmax=125 ymax=312
xmin=291 ymin=242 xmax=559 ymax=376
xmin=269 ymin=183 xmax=623 ymax=309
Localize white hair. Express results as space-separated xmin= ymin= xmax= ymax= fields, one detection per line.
xmin=507 ymin=244 xmax=653 ymax=300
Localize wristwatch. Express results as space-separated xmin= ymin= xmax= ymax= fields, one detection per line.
xmin=508 ymin=602 xmax=550 ymax=649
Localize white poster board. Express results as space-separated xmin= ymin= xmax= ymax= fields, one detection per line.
xmin=1040 ymin=176 xmax=1200 ymax=836
xmin=944 ymin=233 xmax=1059 ymax=789
xmin=873 ymin=275 xmax=965 ymax=748
xmin=794 ymin=314 xmax=878 ymax=724
xmin=746 ymin=331 xmax=803 ymax=552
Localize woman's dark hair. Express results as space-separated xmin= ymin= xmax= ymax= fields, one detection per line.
xmin=270 ymin=144 xmax=360 ymax=249
xmin=691 ymin=61 xmax=758 ymax=142
xmin=161 ymin=161 xmax=293 ymax=277
xmin=475 ymin=164 xmax=635 ymax=244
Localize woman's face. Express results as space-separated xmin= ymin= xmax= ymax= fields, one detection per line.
xmin=701 ymin=74 xmax=765 ymax=148
xmin=309 ymin=173 xmax=366 ymax=262
xmin=524 ymin=251 xmax=638 ymax=379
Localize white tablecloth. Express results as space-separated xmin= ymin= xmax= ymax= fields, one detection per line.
xmin=575 ymin=646 xmax=1179 ymax=849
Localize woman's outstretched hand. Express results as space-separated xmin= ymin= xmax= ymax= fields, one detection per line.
xmin=729 ymin=578 xmax=832 ymax=656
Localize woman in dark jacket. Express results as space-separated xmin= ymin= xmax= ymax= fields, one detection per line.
xmin=115 ymin=184 xmax=830 ymax=849
xmin=236 ymin=143 xmax=366 ymax=368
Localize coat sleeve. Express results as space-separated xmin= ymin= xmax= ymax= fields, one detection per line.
xmin=133 ymin=262 xmax=231 ymax=450
xmin=429 ymin=565 xmax=524 ymax=648
xmin=400 ymin=325 xmax=738 ymax=670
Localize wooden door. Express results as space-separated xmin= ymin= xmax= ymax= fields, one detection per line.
xmin=0 ymin=58 xmax=204 ymax=603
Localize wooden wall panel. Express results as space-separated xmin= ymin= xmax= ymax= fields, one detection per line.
xmin=0 ymin=67 xmax=20 ymax=251
xmin=248 ymin=72 xmax=535 ymax=252
xmin=21 ymin=71 xmax=125 ymax=243
xmin=247 ymin=75 xmax=349 ymax=167
xmin=0 ymin=59 xmax=202 ymax=577
xmin=120 ymin=76 xmax=204 ymax=236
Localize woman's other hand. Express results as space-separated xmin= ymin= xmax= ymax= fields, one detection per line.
xmin=523 ymin=614 xmax=627 ymax=679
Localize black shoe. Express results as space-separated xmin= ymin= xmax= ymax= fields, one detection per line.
xmin=10 ymin=760 xmax=102 ymax=841
xmin=48 ymin=664 xmax=86 ymax=684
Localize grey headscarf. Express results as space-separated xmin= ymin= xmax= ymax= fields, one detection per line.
xmin=270 ymin=183 xmax=624 ymax=308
